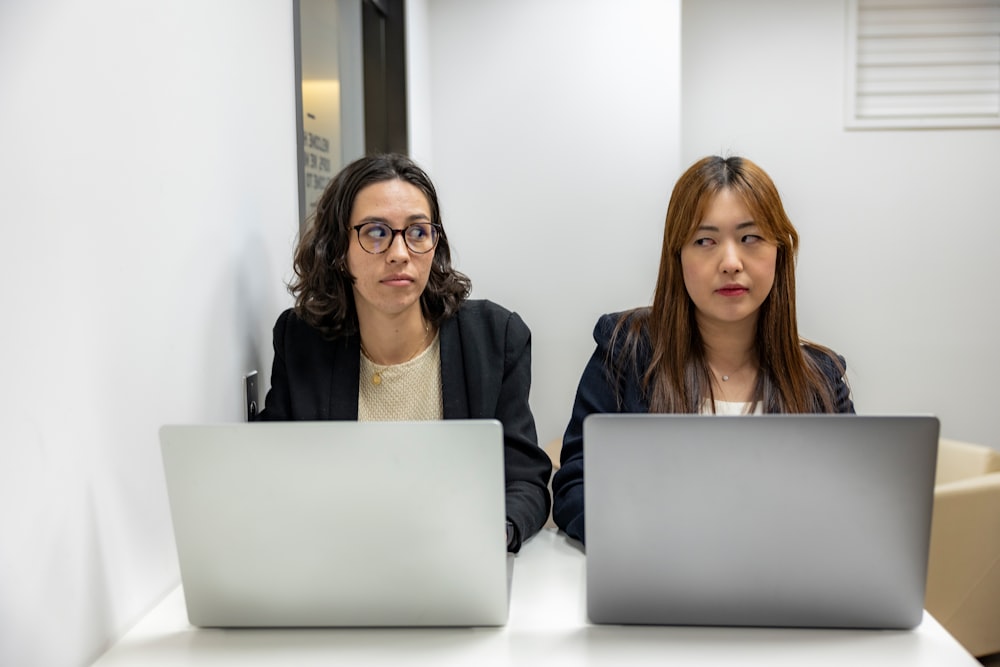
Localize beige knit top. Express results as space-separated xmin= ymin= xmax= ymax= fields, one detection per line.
xmin=357 ymin=333 xmax=443 ymax=421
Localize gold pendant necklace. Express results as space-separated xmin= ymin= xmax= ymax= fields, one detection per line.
xmin=360 ymin=323 xmax=431 ymax=386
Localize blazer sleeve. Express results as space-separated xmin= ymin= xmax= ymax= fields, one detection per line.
xmin=447 ymin=301 xmax=551 ymax=552
xmin=255 ymin=309 xmax=294 ymax=421
xmin=551 ymin=313 xmax=634 ymax=545
xmin=826 ymin=353 xmax=855 ymax=414
xmin=832 ymin=355 xmax=855 ymax=414
xmin=494 ymin=311 xmax=552 ymax=552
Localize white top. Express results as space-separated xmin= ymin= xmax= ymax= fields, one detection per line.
xmin=704 ymin=399 xmax=765 ymax=415
xmin=92 ymin=529 xmax=978 ymax=667
xmin=358 ymin=334 xmax=443 ymax=421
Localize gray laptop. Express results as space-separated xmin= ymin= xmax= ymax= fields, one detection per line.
xmin=159 ymin=420 xmax=509 ymax=627
xmin=583 ymin=414 xmax=939 ymax=629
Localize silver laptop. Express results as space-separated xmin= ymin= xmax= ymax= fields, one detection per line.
xmin=159 ymin=420 xmax=509 ymax=627
xmin=583 ymin=414 xmax=939 ymax=629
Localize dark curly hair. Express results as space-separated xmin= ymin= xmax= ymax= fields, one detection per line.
xmin=288 ymin=153 xmax=471 ymax=339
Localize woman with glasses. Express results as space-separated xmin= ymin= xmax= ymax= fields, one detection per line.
xmin=257 ymin=153 xmax=551 ymax=552
xmin=551 ymin=155 xmax=855 ymax=545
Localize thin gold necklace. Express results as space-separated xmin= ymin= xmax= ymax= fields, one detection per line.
xmin=360 ymin=323 xmax=431 ymax=386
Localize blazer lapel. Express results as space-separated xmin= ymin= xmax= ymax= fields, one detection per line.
xmin=439 ymin=316 xmax=469 ymax=419
xmin=328 ymin=334 xmax=361 ymax=420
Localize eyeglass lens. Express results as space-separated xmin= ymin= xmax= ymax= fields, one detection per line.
xmin=357 ymin=222 xmax=438 ymax=254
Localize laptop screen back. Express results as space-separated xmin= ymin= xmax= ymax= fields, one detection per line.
xmin=584 ymin=414 xmax=939 ymax=629
xmin=160 ymin=420 xmax=509 ymax=627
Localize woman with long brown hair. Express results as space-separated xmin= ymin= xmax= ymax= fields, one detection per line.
xmin=551 ymin=156 xmax=854 ymax=545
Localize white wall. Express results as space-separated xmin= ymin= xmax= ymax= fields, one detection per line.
xmin=682 ymin=0 xmax=1000 ymax=449
xmin=0 ymin=2 xmax=298 ymax=665
xmin=413 ymin=0 xmax=682 ymax=443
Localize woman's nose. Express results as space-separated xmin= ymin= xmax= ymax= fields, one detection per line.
xmin=719 ymin=241 xmax=743 ymax=273
xmin=385 ymin=232 xmax=410 ymax=262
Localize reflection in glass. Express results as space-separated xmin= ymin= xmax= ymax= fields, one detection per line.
xmin=295 ymin=0 xmax=365 ymax=225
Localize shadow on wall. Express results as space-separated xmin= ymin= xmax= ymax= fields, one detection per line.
xmin=79 ymin=484 xmax=115 ymax=663
xmin=200 ymin=229 xmax=278 ymax=422
xmin=0 ymin=447 xmax=117 ymax=666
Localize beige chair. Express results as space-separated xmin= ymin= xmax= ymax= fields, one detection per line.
xmin=543 ymin=437 xmax=562 ymax=473
xmin=925 ymin=438 xmax=1000 ymax=657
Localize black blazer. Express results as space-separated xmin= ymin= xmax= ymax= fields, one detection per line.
xmin=257 ymin=299 xmax=552 ymax=551
xmin=552 ymin=312 xmax=856 ymax=545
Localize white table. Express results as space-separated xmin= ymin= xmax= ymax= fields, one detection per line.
xmin=93 ymin=529 xmax=979 ymax=666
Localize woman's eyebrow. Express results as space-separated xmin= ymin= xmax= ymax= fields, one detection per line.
xmin=694 ymin=220 xmax=757 ymax=232
xmin=357 ymin=212 xmax=431 ymax=224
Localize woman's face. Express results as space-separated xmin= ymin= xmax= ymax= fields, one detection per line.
xmin=346 ymin=178 xmax=435 ymax=323
xmin=680 ymin=188 xmax=777 ymax=331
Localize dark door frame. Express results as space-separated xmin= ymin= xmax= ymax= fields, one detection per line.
xmin=362 ymin=0 xmax=408 ymax=155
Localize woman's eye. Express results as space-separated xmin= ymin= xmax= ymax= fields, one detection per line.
xmin=693 ymin=237 xmax=715 ymax=247
xmin=742 ymin=234 xmax=763 ymax=244
xmin=406 ymin=224 xmax=429 ymax=240
xmin=366 ymin=224 xmax=390 ymax=239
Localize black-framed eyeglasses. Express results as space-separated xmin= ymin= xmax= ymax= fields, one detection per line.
xmin=352 ymin=222 xmax=442 ymax=255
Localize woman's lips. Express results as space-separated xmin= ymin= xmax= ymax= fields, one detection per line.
xmin=381 ymin=274 xmax=414 ymax=287
xmin=717 ymin=285 xmax=749 ymax=297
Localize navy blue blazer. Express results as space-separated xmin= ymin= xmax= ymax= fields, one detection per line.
xmin=257 ymin=299 xmax=552 ymax=551
xmin=551 ymin=312 xmax=856 ymax=545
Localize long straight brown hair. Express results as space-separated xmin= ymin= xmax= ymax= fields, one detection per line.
xmin=612 ymin=156 xmax=840 ymax=413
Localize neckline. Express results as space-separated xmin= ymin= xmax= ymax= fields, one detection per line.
xmin=360 ymin=332 xmax=440 ymax=370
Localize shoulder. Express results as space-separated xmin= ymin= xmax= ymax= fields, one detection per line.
xmin=454 ymin=299 xmax=528 ymax=337
xmin=801 ymin=341 xmax=854 ymax=413
xmin=272 ymin=307 xmax=297 ymax=337
xmin=593 ymin=308 xmax=650 ymax=357
xmin=274 ymin=307 xmax=312 ymax=336
xmin=593 ymin=312 xmax=620 ymax=341
xmin=447 ymin=301 xmax=530 ymax=375
xmin=273 ymin=307 xmax=341 ymax=348
xmin=456 ymin=298 xmax=515 ymax=320
xmin=802 ymin=342 xmax=848 ymax=380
